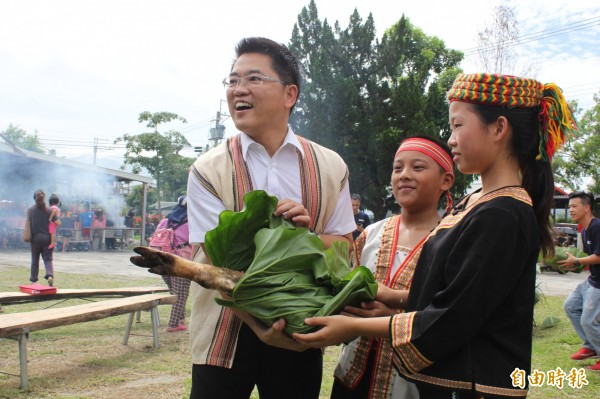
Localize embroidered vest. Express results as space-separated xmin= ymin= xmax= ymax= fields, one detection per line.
xmin=337 ymin=215 xmax=425 ymax=399
xmin=188 ymin=134 xmax=349 ymax=367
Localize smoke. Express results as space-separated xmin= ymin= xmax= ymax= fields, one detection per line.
xmin=0 ymin=148 xmax=130 ymax=227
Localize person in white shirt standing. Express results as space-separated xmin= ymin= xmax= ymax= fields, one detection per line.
xmin=186 ymin=37 xmax=356 ymax=399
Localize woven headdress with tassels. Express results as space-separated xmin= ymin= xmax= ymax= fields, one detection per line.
xmin=447 ymin=73 xmax=579 ymax=161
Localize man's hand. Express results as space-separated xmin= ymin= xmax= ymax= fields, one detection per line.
xmin=257 ymin=319 xmax=310 ymax=352
xmin=235 ymin=311 xmax=309 ymax=352
xmin=274 ymin=199 xmax=311 ymax=228
xmin=557 ymin=251 xmax=577 ymax=272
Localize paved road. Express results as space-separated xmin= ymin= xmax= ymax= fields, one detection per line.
xmin=536 ymin=267 xmax=588 ymax=296
xmin=0 ymin=248 xmax=161 ymax=280
xmin=0 ymin=249 xmax=587 ymax=296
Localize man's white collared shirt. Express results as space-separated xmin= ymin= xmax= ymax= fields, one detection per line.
xmin=187 ymin=128 xmax=354 ymax=243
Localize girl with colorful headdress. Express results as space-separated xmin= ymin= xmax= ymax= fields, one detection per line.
xmin=294 ymin=73 xmax=578 ymax=398
xmin=331 ymin=135 xmax=454 ymax=399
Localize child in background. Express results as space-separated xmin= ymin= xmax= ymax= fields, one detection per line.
xmin=48 ymin=194 xmax=61 ymax=249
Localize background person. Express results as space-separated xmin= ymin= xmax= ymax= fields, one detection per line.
xmin=144 ymin=216 xmax=156 ymax=244
xmin=152 ymin=196 xmax=192 ymax=332
xmin=561 ymin=191 xmax=600 ymax=371
xmin=59 ymin=211 xmax=75 ymax=251
xmin=124 ymin=208 xmax=135 ymax=228
xmin=351 ymin=193 xmax=371 ymax=241
xmin=105 ymin=216 xmax=117 ymax=250
xmin=47 ymin=193 xmax=61 ymax=249
xmin=92 ymin=210 xmax=106 ymax=228
xmin=186 ymin=37 xmax=355 ymax=399
xmin=27 ymin=189 xmax=56 ymax=286
xmin=79 ymin=204 xmax=93 ymax=244
xmin=92 ymin=210 xmax=106 ymax=250
xmin=294 ymin=73 xmax=578 ymax=398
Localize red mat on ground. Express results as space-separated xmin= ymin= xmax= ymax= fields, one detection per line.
xmin=19 ymin=283 xmax=57 ymax=295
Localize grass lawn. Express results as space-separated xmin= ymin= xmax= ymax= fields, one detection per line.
xmin=529 ymin=295 xmax=600 ymax=398
xmin=1 ymin=268 xmax=598 ymax=398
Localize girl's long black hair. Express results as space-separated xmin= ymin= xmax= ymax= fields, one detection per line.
xmin=473 ymin=104 xmax=554 ymax=257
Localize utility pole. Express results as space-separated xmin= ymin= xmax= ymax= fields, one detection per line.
xmin=209 ymin=99 xmax=228 ymax=148
xmin=196 ymin=100 xmax=229 ymax=155
xmin=93 ymin=138 xmax=112 ymax=165
xmin=93 ymin=137 xmax=98 ymax=165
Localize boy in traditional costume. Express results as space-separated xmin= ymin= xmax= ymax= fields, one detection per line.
xmin=186 ymin=37 xmax=355 ymax=399
xmin=295 ymin=73 xmax=578 ymax=398
xmin=332 ymin=135 xmax=454 ymax=399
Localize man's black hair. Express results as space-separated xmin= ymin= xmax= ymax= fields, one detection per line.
xmin=569 ymin=191 xmax=595 ymax=207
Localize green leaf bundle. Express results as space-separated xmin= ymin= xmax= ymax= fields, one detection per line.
xmin=542 ymin=246 xmax=588 ymax=274
xmin=205 ymin=190 xmax=378 ymax=334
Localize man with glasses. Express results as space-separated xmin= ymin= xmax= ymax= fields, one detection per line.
xmin=562 ymin=191 xmax=600 ymax=371
xmin=186 ymin=37 xmax=355 ymax=398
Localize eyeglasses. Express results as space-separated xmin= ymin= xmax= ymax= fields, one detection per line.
xmin=222 ymin=74 xmax=289 ymax=89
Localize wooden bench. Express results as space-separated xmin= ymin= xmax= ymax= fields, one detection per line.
xmin=0 ymin=293 xmax=176 ymax=389
xmin=0 ymin=286 xmax=169 ymax=306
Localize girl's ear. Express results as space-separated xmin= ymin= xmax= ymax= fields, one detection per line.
xmin=492 ymin=116 xmax=510 ymax=143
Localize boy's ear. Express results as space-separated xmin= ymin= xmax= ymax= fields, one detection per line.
xmin=441 ymin=172 xmax=455 ymax=192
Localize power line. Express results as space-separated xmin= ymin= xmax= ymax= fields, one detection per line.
xmin=31 ymin=115 xmax=216 ymax=151
xmin=464 ymin=16 xmax=600 ymax=53
xmin=179 ymin=118 xmax=213 ymax=133
xmin=464 ymin=15 xmax=600 ymax=50
xmin=559 ymin=81 xmax=600 ymax=89
xmin=463 ymin=16 xmax=600 ymax=56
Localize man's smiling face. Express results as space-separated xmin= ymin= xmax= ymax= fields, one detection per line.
xmin=226 ymin=53 xmax=295 ymax=140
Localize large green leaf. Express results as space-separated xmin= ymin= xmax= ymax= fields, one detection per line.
xmin=208 ymin=190 xmax=378 ymax=334
xmin=205 ymin=191 xmax=279 ymax=271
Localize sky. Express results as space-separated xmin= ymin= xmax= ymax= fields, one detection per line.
xmin=1 ymin=0 xmax=599 ymax=168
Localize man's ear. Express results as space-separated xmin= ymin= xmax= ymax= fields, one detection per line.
xmin=284 ymin=85 xmax=299 ymax=110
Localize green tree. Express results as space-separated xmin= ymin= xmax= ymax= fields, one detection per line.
xmin=553 ymin=94 xmax=600 ymax=195
xmin=161 ymin=154 xmax=195 ymax=201
xmin=289 ymin=2 xmax=471 ymax=219
xmin=374 ymin=17 xmax=471 ymax=215
xmin=1 ymin=124 xmax=55 ymax=155
xmin=115 ymin=111 xmax=190 ymax=212
xmin=126 ymin=184 xmax=158 ymax=217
